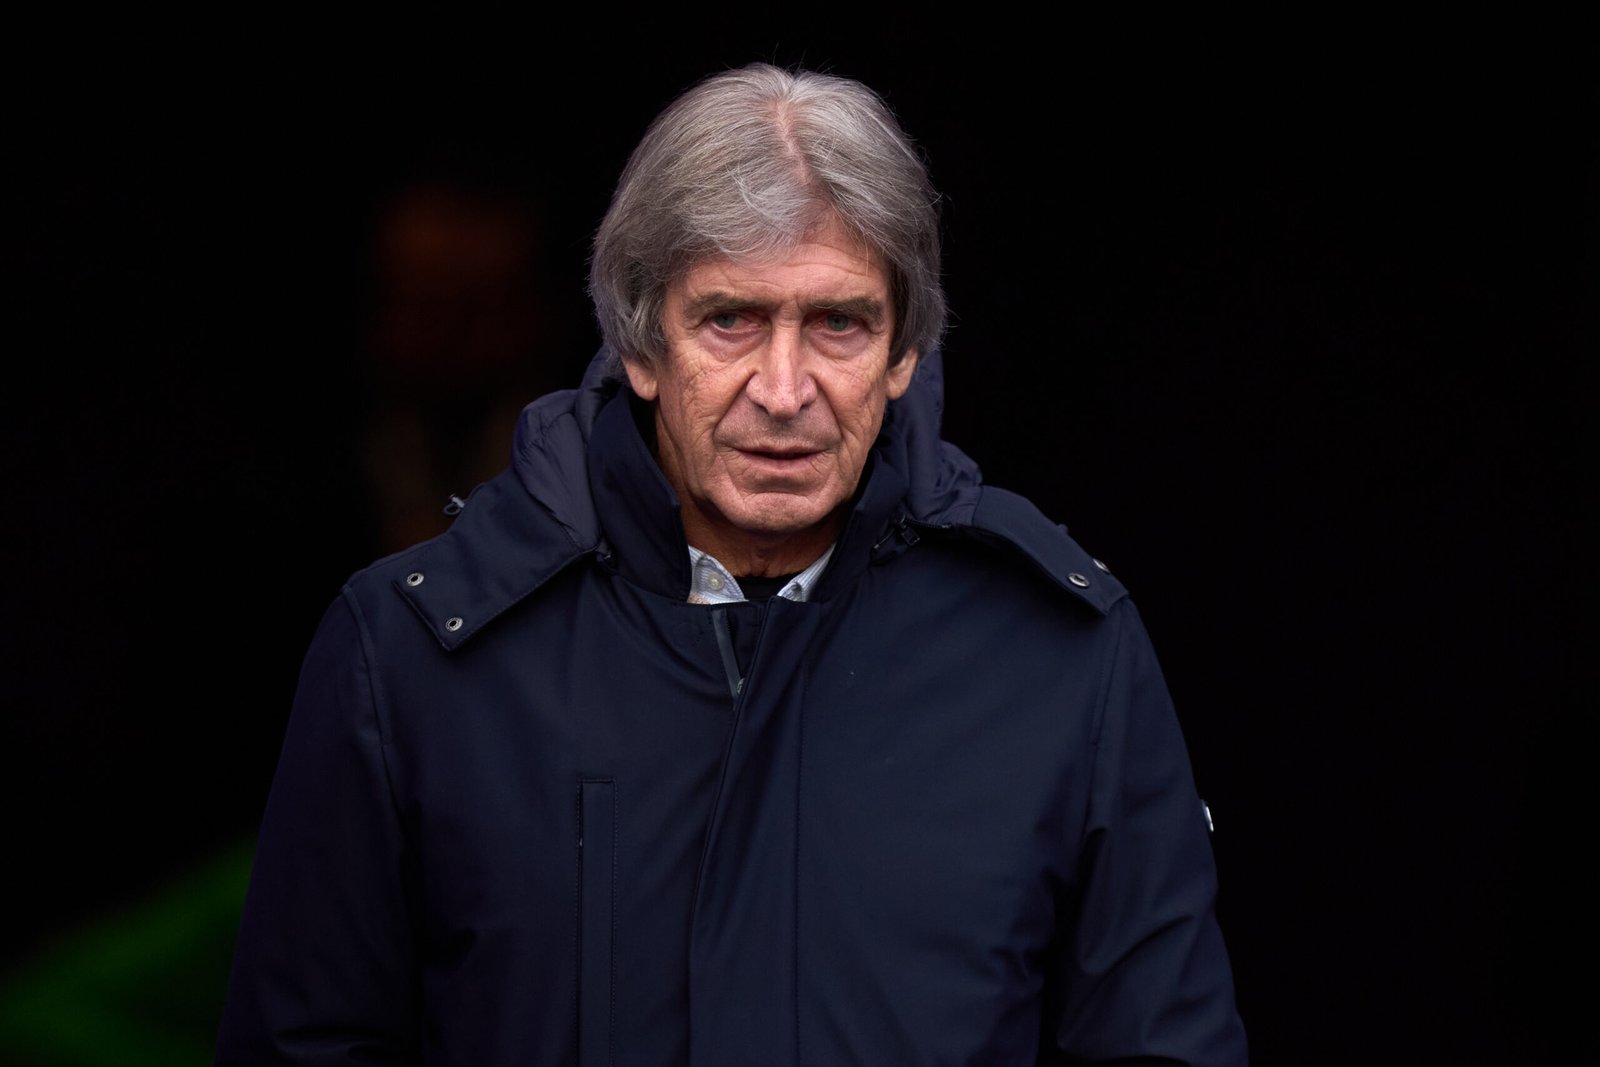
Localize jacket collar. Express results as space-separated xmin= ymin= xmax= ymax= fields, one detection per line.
xmin=582 ymin=375 xmax=911 ymax=603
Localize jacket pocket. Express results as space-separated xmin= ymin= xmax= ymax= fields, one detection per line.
xmin=578 ymin=778 xmax=615 ymax=1067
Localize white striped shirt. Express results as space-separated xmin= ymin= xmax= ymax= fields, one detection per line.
xmin=685 ymin=544 xmax=836 ymax=605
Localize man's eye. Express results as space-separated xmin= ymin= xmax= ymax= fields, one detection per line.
xmin=822 ymin=312 xmax=854 ymax=332
xmin=710 ymin=311 xmax=743 ymax=329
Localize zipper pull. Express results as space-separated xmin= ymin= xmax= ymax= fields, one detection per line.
xmin=710 ymin=608 xmax=744 ymax=702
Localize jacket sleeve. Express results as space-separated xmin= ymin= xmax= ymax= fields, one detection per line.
xmin=1047 ymin=600 xmax=1248 ymax=1065
xmin=215 ymin=591 xmax=420 ymax=1065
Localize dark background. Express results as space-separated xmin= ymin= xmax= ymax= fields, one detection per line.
xmin=6 ymin=23 xmax=1592 ymax=1066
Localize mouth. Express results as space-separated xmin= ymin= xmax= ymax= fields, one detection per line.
xmin=743 ymin=448 xmax=817 ymax=460
xmin=735 ymin=446 xmax=824 ymax=473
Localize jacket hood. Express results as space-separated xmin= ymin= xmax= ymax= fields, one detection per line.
xmin=392 ymin=345 xmax=1123 ymax=652
xmin=509 ymin=344 xmax=985 ymax=556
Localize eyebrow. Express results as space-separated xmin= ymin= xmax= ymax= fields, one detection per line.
xmin=812 ymin=296 xmax=888 ymax=328
xmin=680 ymin=291 xmax=888 ymax=329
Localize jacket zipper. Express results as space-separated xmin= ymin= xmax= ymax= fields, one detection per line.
xmin=709 ymin=607 xmax=744 ymax=700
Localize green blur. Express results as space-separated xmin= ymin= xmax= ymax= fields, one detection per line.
xmin=0 ymin=840 xmax=252 ymax=1067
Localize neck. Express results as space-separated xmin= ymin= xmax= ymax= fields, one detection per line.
xmin=682 ymin=513 xmax=840 ymax=578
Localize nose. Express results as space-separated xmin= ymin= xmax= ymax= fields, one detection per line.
xmin=746 ymin=326 xmax=817 ymax=418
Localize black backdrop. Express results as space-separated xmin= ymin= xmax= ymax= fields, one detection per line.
xmin=7 ymin=23 xmax=1592 ymax=1065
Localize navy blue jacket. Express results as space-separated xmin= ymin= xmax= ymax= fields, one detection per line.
xmin=217 ymin=349 xmax=1247 ymax=1065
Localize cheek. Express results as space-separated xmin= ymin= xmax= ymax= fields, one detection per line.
xmin=665 ymin=372 xmax=742 ymax=447
xmin=834 ymin=376 xmax=890 ymax=444
xmin=846 ymin=409 xmax=886 ymax=453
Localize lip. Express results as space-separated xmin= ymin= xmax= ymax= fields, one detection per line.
xmin=735 ymin=447 xmax=823 ymax=473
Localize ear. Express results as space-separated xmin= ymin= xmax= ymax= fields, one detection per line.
xmin=622 ymin=356 xmax=660 ymax=401
xmin=884 ymin=349 xmax=919 ymax=400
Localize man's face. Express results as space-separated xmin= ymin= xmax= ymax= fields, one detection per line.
xmin=624 ymin=218 xmax=918 ymax=571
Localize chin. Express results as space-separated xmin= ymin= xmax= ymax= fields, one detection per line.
xmin=724 ymin=496 xmax=838 ymax=538
xmin=733 ymin=510 xmax=827 ymax=538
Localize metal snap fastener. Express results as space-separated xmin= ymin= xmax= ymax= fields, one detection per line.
xmin=705 ymin=573 xmax=724 ymax=591
xmin=406 ymin=572 xmax=425 ymax=586
xmin=445 ymin=616 xmax=463 ymax=632
xmin=1093 ymin=558 xmax=1110 ymax=572
xmin=1068 ymin=572 xmax=1090 ymax=588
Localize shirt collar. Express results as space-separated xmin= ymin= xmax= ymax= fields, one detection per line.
xmin=686 ymin=544 xmax=836 ymax=605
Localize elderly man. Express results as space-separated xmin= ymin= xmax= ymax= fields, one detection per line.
xmin=217 ymin=64 xmax=1247 ymax=1065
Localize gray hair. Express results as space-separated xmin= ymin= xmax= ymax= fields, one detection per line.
xmin=589 ymin=63 xmax=945 ymax=369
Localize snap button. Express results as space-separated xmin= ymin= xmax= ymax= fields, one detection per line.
xmin=705 ymin=573 xmax=724 ymax=592
xmin=445 ymin=616 xmax=463 ymax=632
xmin=1068 ymin=572 xmax=1090 ymax=588
xmin=1093 ymin=558 xmax=1110 ymax=572
xmin=406 ymin=572 xmax=425 ymax=586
